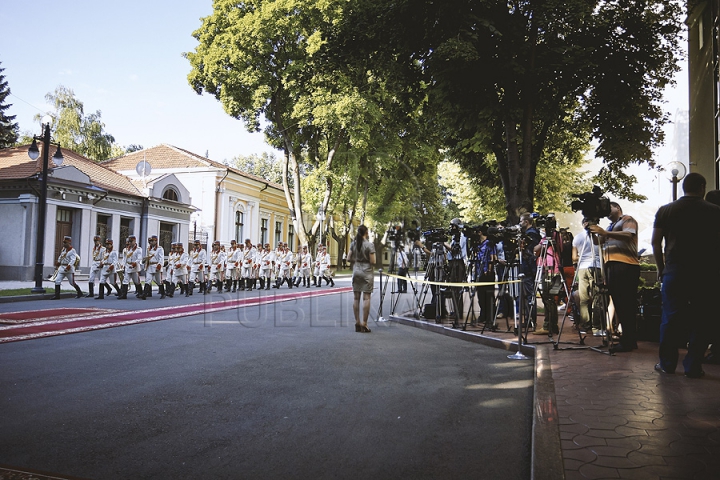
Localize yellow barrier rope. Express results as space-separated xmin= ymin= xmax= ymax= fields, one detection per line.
xmin=380 ymin=272 xmax=522 ymax=288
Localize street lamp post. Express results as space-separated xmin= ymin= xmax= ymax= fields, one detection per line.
xmin=665 ymin=161 xmax=687 ymax=201
xmin=316 ymin=207 xmax=326 ymax=247
xmin=27 ymin=116 xmax=64 ymax=294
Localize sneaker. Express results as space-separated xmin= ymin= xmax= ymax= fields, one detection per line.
xmin=593 ymin=329 xmax=606 ymax=337
xmin=532 ymin=328 xmax=550 ymax=335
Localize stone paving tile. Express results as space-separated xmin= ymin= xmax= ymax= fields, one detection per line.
xmin=475 ymin=329 xmax=720 ymax=479
xmin=578 ymin=463 xmax=621 ymax=478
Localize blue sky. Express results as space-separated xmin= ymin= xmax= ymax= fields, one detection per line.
xmin=1 ymin=0 xmax=274 ymax=162
xmin=1 ymin=0 xmax=688 ymax=205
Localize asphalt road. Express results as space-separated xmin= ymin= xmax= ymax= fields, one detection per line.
xmin=0 ymin=279 xmax=533 ymax=479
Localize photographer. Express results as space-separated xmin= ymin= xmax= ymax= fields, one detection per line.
xmin=533 ymin=218 xmax=563 ymax=336
xmin=519 ymin=213 xmax=542 ymax=327
xmin=473 ymin=225 xmax=497 ymax=327
xmin=572 ymin=218 xmax=602 ymax=335
xmin=396 ymin=248 xmax=409 ymax=293
xmin=652 ymin=173 xmax=720 ymax=377
xmin=587 ymin=202 xmax=640 ymax=353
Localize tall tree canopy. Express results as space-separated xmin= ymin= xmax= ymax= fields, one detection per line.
xmin=0 ymin=62 xmax=19 ymax=149
xmin=36 ymin=86 xmax=117 ymax=161
xmin=331 ymin=0 xmax=683 ymax=221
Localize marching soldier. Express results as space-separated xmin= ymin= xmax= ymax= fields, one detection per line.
xmin=186 ymin=239 xmax=207 ymax=296
xmin=164 ymin=243 xmax=176 ymax=297
xmin=259 ymin=243 xmax=273 ymax=290
xmin=316 ymin=244 xmax=335 ymax=287
xmin=273 ymin=244 xmax=294 ymax=288
xmin=171 ymin=243 xmax=189 ymax=297
xmin=143 ymin=235 xmax=165 ymax=299
xmin=208 ymin=241 xmax=226 ymax=293
xmin=86 ymin=235 xmax=105 ymax=298
xmin=120 ymin=235 xmax=144 ymax=300
xmin=225 ymin=240 xmax=240 ymax=292
xmin=295 ymin=245 xmax=313 ymax=287
xmin=241 ymin=239 xmax=256 ymax=291
xmin=97 ymin=239 xmax=118 ymax=300
xmin=52 ymin=236 xmax=83 ymax=299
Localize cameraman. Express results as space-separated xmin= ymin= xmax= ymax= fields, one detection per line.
xmin=587 ymin=202 xmax=640 ymax=353
xmin=519 ymin=213 xmax=542 ymax=328
xmin=473 ymin=225 xmax=497 ymax=326
xmin=572 ymin=218 xmax=602 ymax=335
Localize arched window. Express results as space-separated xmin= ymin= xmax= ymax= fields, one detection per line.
xmin=162 ymin=187 xmax=179 ymax=202
xmin=235 ymin=210 xmax=244 ymax=243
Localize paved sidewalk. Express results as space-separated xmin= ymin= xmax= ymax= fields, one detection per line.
xmin=392 ymin=311 xmax=720 ymax=480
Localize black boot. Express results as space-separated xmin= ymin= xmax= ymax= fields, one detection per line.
xmin=224 ymin=279 xmax=231 ymax=292
xmin=74 ymin=283 xmax=83 ymax=298
xmin=265 ymin=278 xmax=271 ymax=290
xmin=51 ymin=284 xmax=61 ymax=300
xmin=85 ymin=283 xmax=94 ymax=298
xmin=238 ymin=279 xmax=245 ymax=291
xmin=312 ymin=276 xmax=317 ymax=287
xmin=329 ymin=277 xmax=335 ymax=287
xmin=97 ymin=283 xmax=105 ymax=300
xmin=137 ymin=283 xmax=147 ymax=300
xmin=260 ymin=278 xmax=265 ymax=289
xmin=288 ymin=278 xmax=293 ymax=289
xmin=273 ymin=278 xmax=281 ymax=289
xmin=203 ymin=280 xmax=211 ymax=294
xmin=185 ymin=282 xmax=192 ymax=297
xmin=179 ymin=282 xmax=186 ymax=295
xmin=295 ymin=277 xmax=301 ymax=287
xmin=232 ymin=280 xmax=237 ymax=293
xmin=118 ymin=284 xmax=128 ymax=300
xmin=217 ymin=280 xmax=223 ymax=293
xmin=113 ymin=283 xmax=121 ymax=296
xmin=317 ymin=276 xmax=323 ymax=287
xmin=105 ymin=283 xmax=112 ymax=296
xmin=167 ymin=282 xmax=175 ymax=298
xmin=159 ymin=283 xmax=166 ymax=299
xmin=145 ymin=283 xmax=152 ymax=298
xmin=134 ymin=283 xmax=141 ymax=297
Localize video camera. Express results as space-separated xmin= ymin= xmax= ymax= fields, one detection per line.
xmin=571 ymin=186 xmax=611 ymax=225
xmin=422 ymin=228 xmax=449 ymax=245
xmin=533 ymin=213 xmax=557 ymax=231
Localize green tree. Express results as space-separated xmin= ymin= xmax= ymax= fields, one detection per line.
xmin=37 ymin=86 xmax=117 ymax=161
xmin=332 ymin=0 xmax=683 ymax=221
xmin=0 ymin=62 xmax=19 ymax=148
xmin=232 ymin=152 xmax=287 ymax=186
xmin=186 ymin=0 xmax=399 ymax=248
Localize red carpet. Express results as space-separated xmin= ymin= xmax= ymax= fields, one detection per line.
xmin=0 ymin=308 xmax=120 ymax=324
xmin=0 ymin=287 xmax=351 ymax=344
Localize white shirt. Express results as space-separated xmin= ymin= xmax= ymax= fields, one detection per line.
xmin=573 ymin=230 xmax=601 ymax=269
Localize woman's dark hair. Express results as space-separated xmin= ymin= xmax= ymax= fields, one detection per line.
xmin=355 ymin=225 xmax=368 ymax=256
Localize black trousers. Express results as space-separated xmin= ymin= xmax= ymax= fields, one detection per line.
xmin=605 ymin=261 xmax=640 ymax=348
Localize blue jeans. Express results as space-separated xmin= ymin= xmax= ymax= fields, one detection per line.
xmin=659 ymin=271 xmax=716 ymax=374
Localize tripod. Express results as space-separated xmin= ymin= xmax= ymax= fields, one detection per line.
xmin=416 ymin=242 xmax=460 ymax=326
xmin=554 ymin=228 xmax=617 ymax=354
xmin=523 ymin=230 xmax=573 ymax=345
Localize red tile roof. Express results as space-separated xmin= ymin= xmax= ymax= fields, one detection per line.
xmin=0 ymin=145 xmax=142 ymax=197
xmin=102 ymin=144 xmax=284 ymax=191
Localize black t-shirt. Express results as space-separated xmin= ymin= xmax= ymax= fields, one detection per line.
xmin=654 ymin=195 xmax=720 ymax=274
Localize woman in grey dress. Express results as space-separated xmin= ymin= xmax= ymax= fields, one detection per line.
xmin=349 ymin=225 xmax=376 ymax=333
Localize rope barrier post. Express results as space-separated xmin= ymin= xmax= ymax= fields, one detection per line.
xmin=377 ymin=268 xmax=388 ymax=322
xmin=509 ymin=274 xmax=530 ymax=360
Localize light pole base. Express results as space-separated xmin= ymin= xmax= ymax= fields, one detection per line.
xmin=31 ymin=287 xmax=47 ymax=294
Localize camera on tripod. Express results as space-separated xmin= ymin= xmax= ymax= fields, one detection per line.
xmin=534 ymin=213 xmax=557 ymax=231
xmin=571 ymin=186 xmax=611 ymax=225
xmin=386 ymin=225 xmax=403 ymax=244
xmin=422 ymin=228 xmax=448 ymax=245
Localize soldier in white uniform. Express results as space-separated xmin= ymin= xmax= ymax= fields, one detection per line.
xmin=52 ymin=236 xmax=83 ymax=299
xmin=223 ymin=240 xmax=237 ymax=292
xmin=97 ymin=239 xmax=118 ymax=300
xmin=170 ymin=243 xmax=189 ymax=297
xmin=273 ymin=245 xmax=294 ymax=288
xmin=143 ymin=235 xmax=165 ymax=299
xmin=241 ymin=239 xmax=256 ymax=291
xmin=120 ymin=235 xmax=144 ymax=300
xmin=208 ymin=241 xmax=226 ymax=293
xmin=316 ymin=245 xmax=335 ymax=287
xmin=252 ymin=243 xmax=263 ymax=290
xmin=164 ymin=243 xmax=176 ymax=297
xmin=86 ymin=235 xmax=105 ymax=298
xmin=258 ymin=243 xmax=273 ymax=290
xmin=186 ymin=239 xmax=207 ymax=296
xmin=295 ymin=245 xmax=313 ymax=287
